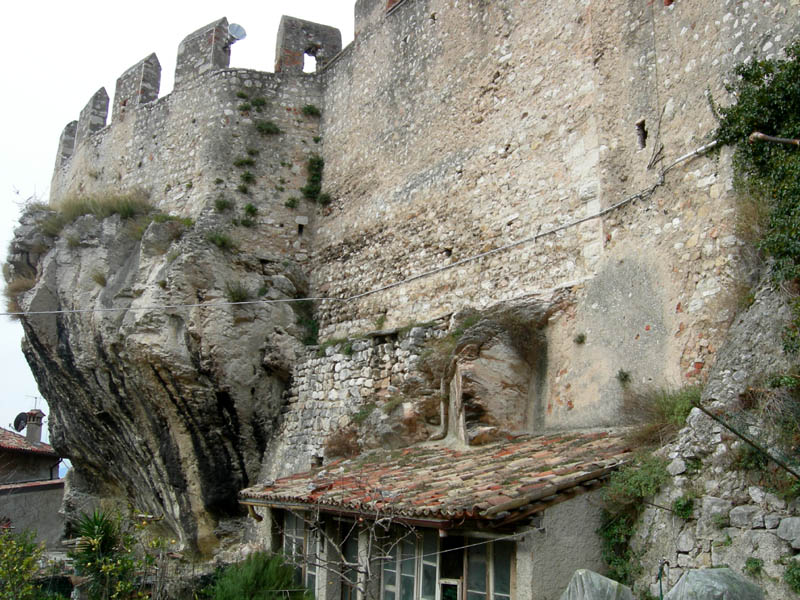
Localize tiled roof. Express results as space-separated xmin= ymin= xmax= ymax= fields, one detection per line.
xmin=0 ymin=428 xmax=58 ymax=456
xmin=240 ymin=430 xmax=632 ymax=527
xmin=0 ymin=479 xmax=64 ymax=494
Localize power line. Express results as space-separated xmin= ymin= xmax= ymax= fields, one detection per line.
xmin=2 ymin=139 xmax=717 ymax=319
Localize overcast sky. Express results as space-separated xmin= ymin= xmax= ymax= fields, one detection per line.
xmin=0 ymin=1 xmax=355 ymax=440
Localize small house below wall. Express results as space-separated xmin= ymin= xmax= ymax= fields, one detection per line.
xmin=0 ymin=410 xmax=65 ymax=549
xmin=240 ymin=429 xmax=632 ymax=600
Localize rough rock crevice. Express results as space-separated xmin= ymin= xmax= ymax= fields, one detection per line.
xmin=8 ymin=205 xmax=308 ymax=552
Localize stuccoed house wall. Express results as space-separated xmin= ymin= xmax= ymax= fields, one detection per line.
xmin=0 ymin=416 xmax=64 ymax=549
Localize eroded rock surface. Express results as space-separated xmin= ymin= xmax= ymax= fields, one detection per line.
xmin=7 ymin=206 xmax=307 ymax=552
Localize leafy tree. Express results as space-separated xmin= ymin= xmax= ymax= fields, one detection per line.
xmin=0 ymin=529 xmax=43 ymax=600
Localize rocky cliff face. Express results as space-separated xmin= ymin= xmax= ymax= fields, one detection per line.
xmin=6 ymin=203 xmax=308 ymax=552
xmin=633 ymin=280 xmax=800 ymax=598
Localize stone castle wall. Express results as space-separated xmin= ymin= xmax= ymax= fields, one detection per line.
xmin=261 ymin=325 xmax=440 ymax=477
xmin=51 ymin=18 xmax=327 ymax=266
xmin=314 ymin=0 xmax=800 ymax=429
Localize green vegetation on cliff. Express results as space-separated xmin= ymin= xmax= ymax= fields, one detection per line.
xmin=715 ymin=39 xmax=800 ymax=352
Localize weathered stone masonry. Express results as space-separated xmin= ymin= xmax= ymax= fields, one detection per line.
xmin=315 ymin=0 xmax=800 ymax=431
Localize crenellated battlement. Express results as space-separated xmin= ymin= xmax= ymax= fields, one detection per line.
xmin=112 ymin=53 xmax=161 ymax=123
xmin=50 ymin=16 xmax=339 ymax=209
xmin=174 ymin=18 xmax=231 ymax=89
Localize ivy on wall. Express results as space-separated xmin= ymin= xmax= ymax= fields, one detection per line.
xmin=715 ymin=39 xmax=800 ymax=352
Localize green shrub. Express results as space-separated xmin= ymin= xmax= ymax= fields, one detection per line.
xmin=236 ymin=91 xmax=249 ymax=99
xmin=251 ymin=97 xmax=268 ymax=112
xmin=0 ymin=529 xmax=43 ymax=600
xmin=302 ymin=104 xmax=322 ymax=118
xmin=214 ymin=177 xmax=224 ymax=185
xmin=732 ymin=444 xmax=769 ymax=471
xmin=597 ymin=513 xmax=640 ymax=585
xmin=715 ymin=40 xmax=800 ymax=353
xmin=744 ymin=557 xmax=763 ymax=578
xmin=91 ymin=271 xmax=107 ymax=287
xmin=240 ymin=216 xmax=257 ymax=228
xmin=616 ymin=369 xmax=631 ymax=385
xmin=215 ymin=197 xmax=233 ymax=212
xmin=786 ymin=559 xmax=800 ymax=593
xmin=225 ymin=281 xmax=251 ymax=303
xmin=318 ymin=192 xmax=332 ymax=206
xmin=246 ymin=147 xmax=260 ymax=157
xmin=602 ymin=454 xmax=669 ymax=516
xmin=301 ymin=154 xmax=324 ymax=201
xmin=233 ymin=157 xmax=256 ymax=168
xmin=152 ymin=214 xmax=193 ymax=228
xmin=240 ymin=171 xmax=256 ymax=185
xmin=382 ymin=395 xmax=405 ymax=415
xmin=353 ymin=402 xmax=376 ymax=425
xmin=672 ymin=495 xmax=695 ymax=519
xmin=313 ymin=136 xmax=322 ymax=144
xmin=293 ymin=300 xmax=319 ymax=345
xmin=573 ymin=332 xmax=586 ymax=344
xmin=255 ymin=120 xmax=281 ymax=135
xmin=237 ymin=102 xmax=252 ymax=112
xmin=244 ymin=203 xmax=258 ymax=217
xmin=236 ymin=184 xmax=250 ymax=195
xmin=598 ymin=454 xmax=669 ymax=585
xmin=712 ymin=513 xmax=730 ymax=529
xmin=285 ymin=197 xmax=299 ymax=209
xmin=207 ymin=231 xmax=235 ymax=251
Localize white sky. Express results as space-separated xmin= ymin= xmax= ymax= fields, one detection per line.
xmin=0 ymin=1 xmax=355 ymax=440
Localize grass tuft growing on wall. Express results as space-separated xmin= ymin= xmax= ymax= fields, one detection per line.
xmin=623 ymin=385 xmax=700 ymax=447
xmin=35 ymin=191 xmax=154 ymax=238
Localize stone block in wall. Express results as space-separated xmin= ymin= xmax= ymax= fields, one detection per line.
xmin=275 ymin=16 xmax=342 ymax=73
xmin=75 ymin=88 xmax=109 ymax=148
xmin=112 ymin=53 xmax=161 ymax=122
xmin=53 ymin=121 xmax=77 ymax=170
xmin=174 ymin=18 xmax=230 ymax=89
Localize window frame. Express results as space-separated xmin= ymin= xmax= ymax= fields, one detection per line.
xmin=380 ymin=530 xmax=515 ymax=600
xmin=282 ymin=511 xmax=321 ymax=595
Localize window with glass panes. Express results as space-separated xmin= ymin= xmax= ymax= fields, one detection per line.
xmin=466 ymin=540 xmax=513 ymax=600
xmin=282 ymin=512 xmax=319 ymax=593
xmin=341 ymin=532 xmax=359 ymax=600
xmin=382 ymin=531 xmax=513 ymax=600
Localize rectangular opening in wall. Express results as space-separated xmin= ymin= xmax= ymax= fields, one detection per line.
xmin=636 ymin=119 xmax=647 ymax=149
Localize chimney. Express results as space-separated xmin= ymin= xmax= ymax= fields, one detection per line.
xmin=25 ymin=409 xmax=45 ymax=445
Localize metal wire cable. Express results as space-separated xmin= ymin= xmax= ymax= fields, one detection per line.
xmin=2 ymin=140 xmax=718 ymax=319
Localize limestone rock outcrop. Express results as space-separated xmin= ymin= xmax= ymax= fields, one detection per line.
xmin=6 ymin=204 xmax=307 ymax=552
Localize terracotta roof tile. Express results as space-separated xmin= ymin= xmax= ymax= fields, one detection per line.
xmin=240 ymin=429 xmax=632 ymax=524
xmin=0 ymin=428 xmax=58 ymax=456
